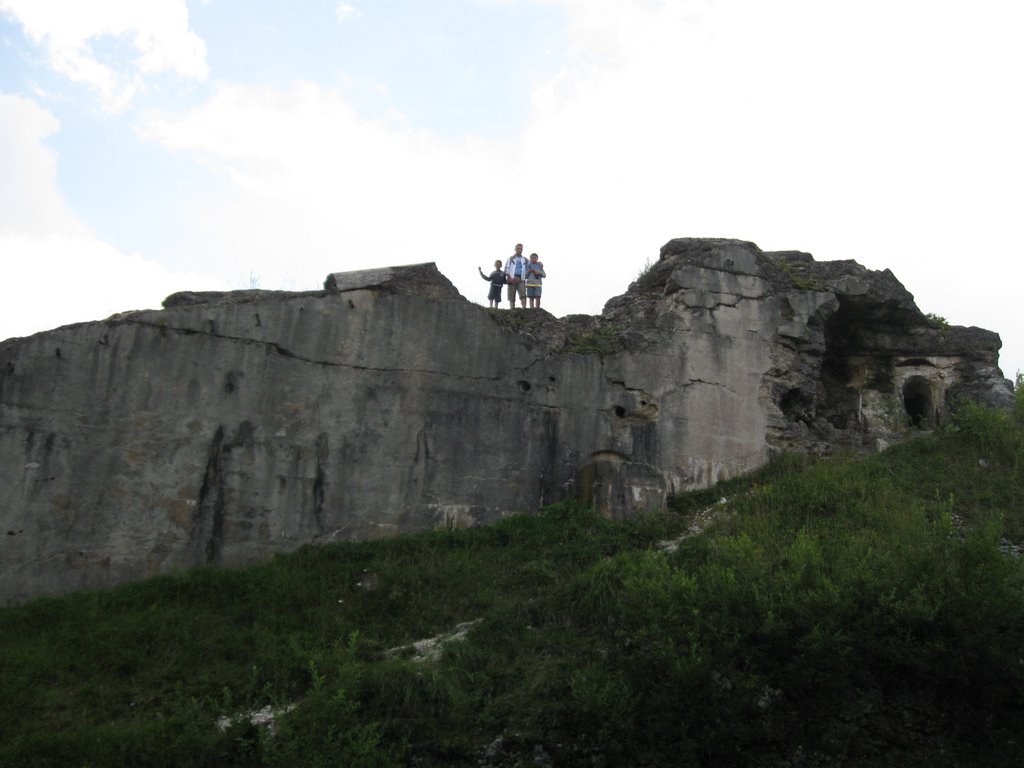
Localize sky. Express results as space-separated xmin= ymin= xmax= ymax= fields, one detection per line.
xmin=1 ymin=0 xmax=1022 ymax=379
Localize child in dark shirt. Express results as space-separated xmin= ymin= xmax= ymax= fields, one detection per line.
xmin=478 ymin=260 xmax=507 ymax=308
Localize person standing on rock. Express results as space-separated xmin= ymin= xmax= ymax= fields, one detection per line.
xmin=504 ymin=243 xmax=529 ymax=309
xmin=478 ymin=260 xmax=506 ymax=308
xmin=525 ymin=252 xmax=546 ymax=309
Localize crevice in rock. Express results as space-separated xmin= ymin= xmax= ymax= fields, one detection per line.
xmin=223 ymin=371 xmax=241 ymax=395
xmin=193 ymin=426 xmax=226 ymax=565
xmin=683 ymin=378 xmax=739 ymax=396
xmin=125 ymin=318 xmax=517 ymax=383
xmin=313 ymin=432 xmax=328 ymax=534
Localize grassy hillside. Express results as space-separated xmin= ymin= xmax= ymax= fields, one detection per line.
xmin=2 ymin=391 xmax=1023 ymax=767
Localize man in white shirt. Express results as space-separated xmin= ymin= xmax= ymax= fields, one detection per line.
xmin=504 ymin=243 xmax=529 ymax=309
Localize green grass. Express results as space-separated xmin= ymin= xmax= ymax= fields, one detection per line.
xmin=563 ymin=323 xmax=623 ymax=355
xmin=2 ymin=397 xmax=1024 ymax=767
xmin=772 ymin=259 xmax=819 ymax=291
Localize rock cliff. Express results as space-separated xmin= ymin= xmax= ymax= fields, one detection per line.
xmin=0 ymin=239 xmax=1013 ymax=603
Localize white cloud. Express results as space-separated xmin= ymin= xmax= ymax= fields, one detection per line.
xmin=335 ymin=3 xmax=362 ymax=23
xmin=137 ymin=81 xmax=521 ymax=296
xmin=0 ymin=0 xmax=208 ymax=111
xmin=0 ymin=234 xmax=231 ymax=341
xmin=0 ymin=92 xmax=88 ymax=238
xmin=0 ymin=91 xmax=229 ymax=342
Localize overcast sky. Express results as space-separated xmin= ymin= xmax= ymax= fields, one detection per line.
xmin=1 ymin=0 xmax=1021 ymax=379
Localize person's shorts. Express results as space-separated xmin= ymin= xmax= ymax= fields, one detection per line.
xmin=487 ymin=284 xmax=502 ymax=302
xmin=507 ymin=280 xmax=526 ymax=300
xmin=526 ymin=285 xmax=542 ymax=298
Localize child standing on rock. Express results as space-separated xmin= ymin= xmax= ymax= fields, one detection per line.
xmin=525 ymin=253 xmax=546 ymax=309
xmin=478 ymin=261 xmax=507 ymax=308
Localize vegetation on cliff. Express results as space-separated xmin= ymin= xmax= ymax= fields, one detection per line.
xmin=2 ymin=384 xmax=1023 ymax=767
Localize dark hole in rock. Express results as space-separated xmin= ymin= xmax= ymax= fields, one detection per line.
xmin=518 ymin=380 xmax=532 ymax=392
xmin=614 ymin=406 xmax=627 ymax=418
xmin=902 ymin=376 xmax=933 ymax=427
xmin=779 ymin=388 xmax=806 ymax=417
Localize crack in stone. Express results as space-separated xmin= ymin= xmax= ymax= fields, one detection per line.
xmin=678 ymin=296 xmax=747 ymax=314
xmin=125 ymin=319 xmax=512 ymax=383
xmin=313 ymin=432 xmax=328 ymax=536
xmin=192 ymin=426 xmax=226 ymax=565
xmin=654 ymin=378 xmax=740 ymax=399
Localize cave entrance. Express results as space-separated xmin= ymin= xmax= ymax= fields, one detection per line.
xmin=902 ymin=376 xmax=934 ymax=427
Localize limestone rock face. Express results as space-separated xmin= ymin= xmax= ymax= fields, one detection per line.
xmin=0 ymin=239 xmax=1013 ymax=603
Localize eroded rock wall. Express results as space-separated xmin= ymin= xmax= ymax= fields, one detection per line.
xmin=0 ymin=240 xmax=1013 ymax=603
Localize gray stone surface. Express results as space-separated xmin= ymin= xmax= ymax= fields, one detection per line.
xmin=0 ymin=241 xmax=1013 ymax=603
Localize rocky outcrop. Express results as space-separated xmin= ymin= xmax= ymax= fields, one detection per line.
xmin=0 ymin=239 xmax=1012 ymax=603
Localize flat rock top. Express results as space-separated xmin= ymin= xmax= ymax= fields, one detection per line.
xmin=324 ymin=262 xmax=461 ymax=300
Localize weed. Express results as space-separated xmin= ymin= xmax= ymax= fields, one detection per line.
xmin=563 ymin=323 xmax=622 ymax=356
xmin=634 ymin=257 xmax=655 ymax=283
xmin=774 ymin=259 xmax=819 ymax=291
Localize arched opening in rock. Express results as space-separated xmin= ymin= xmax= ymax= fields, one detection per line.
xmin=902 ymin=376 xmax=933 ymax=427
